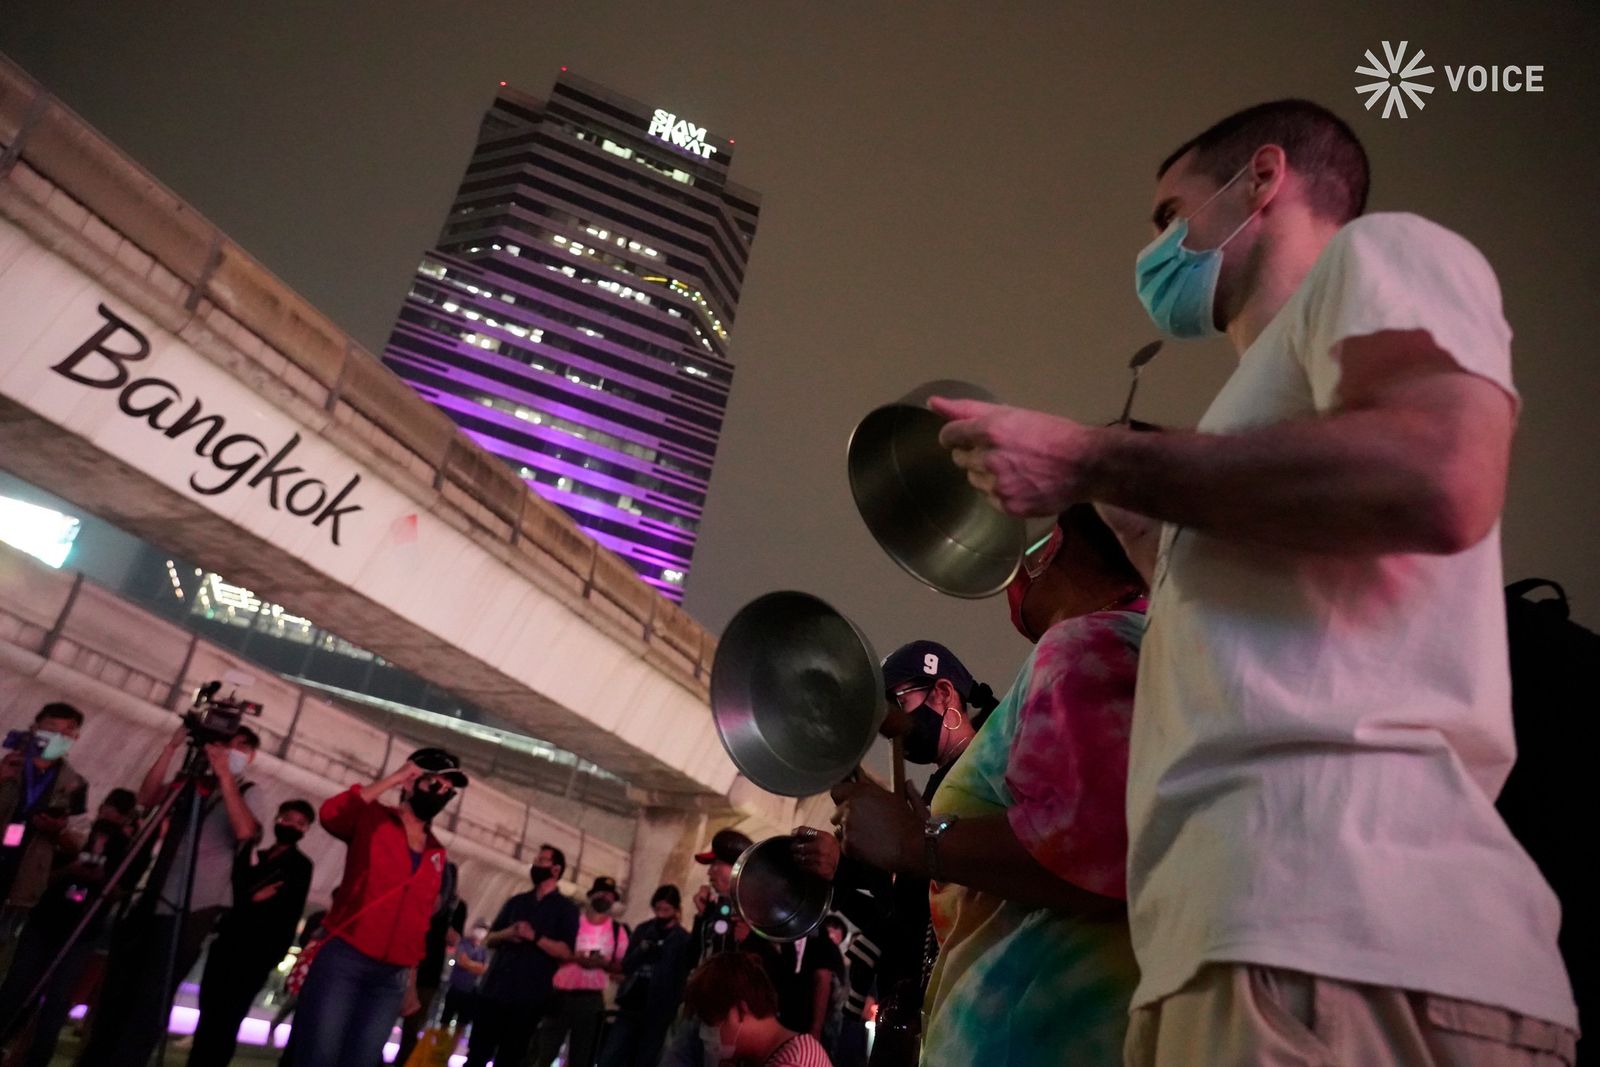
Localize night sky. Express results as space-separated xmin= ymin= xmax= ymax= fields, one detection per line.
xmin=5 ymin=3 xmax=1597 ymax=723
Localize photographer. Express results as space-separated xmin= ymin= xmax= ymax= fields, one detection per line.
xmin=186 ymin=798 xmax=316 ymax=1067
xmin=0 ymin=703 xmax=90 ymax=941
xmin=598 ymin=884 xmax=690 ymax=1067
xmin=75 ymin=725 xmax=264 ymax=1067
xmin=0 ymin=788 xmax=135 ymax=1067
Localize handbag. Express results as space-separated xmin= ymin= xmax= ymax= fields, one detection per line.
xmin=285 ymin=861 xmax=432 ymax=995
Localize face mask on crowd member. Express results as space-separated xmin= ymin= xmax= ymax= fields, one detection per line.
xmin=700 ymin=1013 xmax=742 ymax=1067
xmin=588 ymin=875 xmax=619 ymax=914
xmin=273 ymin=799 xmax=314 ymax=846
xmin=895 ymin=681 xmax=962 ymax=766
xmin=469 ymin=923 xmax=488 ymax=943
xmin=1135 ymin=158 xmax=1266 ymax=339
xmin=400 ymin=746 xmax=468 ymax=823
xmin=529 ymin=843 xmax=566 ymax=890
xmin=24 ymin=703 xmax=84 ymax=763
xmin=879 ymin=641 xmax=984 ymax=767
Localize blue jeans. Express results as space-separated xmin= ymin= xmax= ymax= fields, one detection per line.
xmin=286 ymin=936 xmax=409 ymax=1067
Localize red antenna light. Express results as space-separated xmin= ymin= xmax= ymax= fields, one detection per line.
xmin=499 ymin=80 xmax=507 ymax=87
xmin=560 ymin=66 xmax=569 ymax=72
xmin=728 ymin=138 xmax=736 ymax=145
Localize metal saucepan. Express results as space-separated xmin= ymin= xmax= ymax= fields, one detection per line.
xmin=847 ymin=380 xmax=1027 ymax=599
xmin=728 ymin=834 xmax=835 ymax=942
xmin=710 ymin=591 xmax=886 ymax=798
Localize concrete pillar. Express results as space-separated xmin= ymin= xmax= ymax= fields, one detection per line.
xmin=626 ymin=806 xmax=705 ymax=912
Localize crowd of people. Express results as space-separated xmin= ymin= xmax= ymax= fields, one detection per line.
xmin=0 ymin=707 xmax=860 ymax=1067
xmin=0 ymin=93 xmax=1587 ymax=1067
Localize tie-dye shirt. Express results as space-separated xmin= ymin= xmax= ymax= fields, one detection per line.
xmin=923 ymin=604 xmax=1145 ymax=1066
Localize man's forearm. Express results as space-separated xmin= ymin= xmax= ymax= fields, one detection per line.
xmin=215 ymin=775 xmax=260 ymax=843
xmin=917 ymin=814 xmax=1121 ymax=916
xmin=138 ymin=747 xmax=179 ymax=808
xmin=1085 ymin=410 xmax=1480 ymax=556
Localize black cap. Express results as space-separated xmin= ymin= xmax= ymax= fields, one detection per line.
xmin=651 ymin=884 xmax=682 ymax=909
xmin=407 ymin=747 xmax=468 ymax=789
xmin=589 ymin=876 xmax=619 ymax=898
xmin=694 ymin=827 xmax=752 ymax=866
xmin=881 ymin=641 xmax=975 ymax=701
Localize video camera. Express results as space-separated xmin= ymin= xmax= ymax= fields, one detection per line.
xmin=182 ymin=676 xmax=264 ymax=746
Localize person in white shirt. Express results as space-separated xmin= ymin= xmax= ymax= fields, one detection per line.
xmin=930 ymin=98 xmax=1578 ymax=1066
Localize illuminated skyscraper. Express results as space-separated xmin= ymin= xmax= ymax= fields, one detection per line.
xmin=383 ymin=72 xmax=759 ymax=601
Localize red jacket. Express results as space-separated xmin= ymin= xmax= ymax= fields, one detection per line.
xmin=320 ymin=785 xmax=448 ymax=967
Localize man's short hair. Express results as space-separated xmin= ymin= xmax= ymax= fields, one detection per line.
xmin=234 ymin=726 xmax=262 ymax=751
xmin=279 ymin=799 xmax=316 ymax=824
xmin=541 ymin=843 xmax=568 ymax=875
xmin=683 ymin=952 xmax=780 ymax=1025
xmin=35 ymin=702 xmax=83 ymax=727
xmin=1158 ymin=99 xmax=1369 ymax=223
xmin=102 ymin=787 xmax=138 ymax=815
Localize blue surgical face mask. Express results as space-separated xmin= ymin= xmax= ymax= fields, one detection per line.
xmin=1135 ymin=163 xmax=1261 ymax=339
xmin=35 ymin=730 xmax=74 ymax=761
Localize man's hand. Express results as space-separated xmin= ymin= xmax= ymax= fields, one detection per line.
xmin=251 ymin=880 xmax=284 ymax=904
xmin=203 ymin=744 xmax=235 ymax=782
xmin=29 ymin=810 xmax=68 ymax=838
xmin=831 ymin=781 xmax=924 ymax=874
xmin=930 ymin=397 xmax=1099 ymax=518
xmin=511 ymin=920 xmax=536 ymax=942
xmin=693 ymin=884 xmax=713 ymax=915
xmin=790 ymin=827 xmax=841 ymax=881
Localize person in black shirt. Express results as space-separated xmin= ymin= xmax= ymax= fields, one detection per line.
xmin=777 ymin=923 xmax=846 ymax=1043
xmin=792 ymin=642 xmax=996 ymax=1057
xmin=599 ymin=885 xmax=691 ymax=1067
xmin=687 ymin=828 xmax=751 ymax=964
xmin=0 ymin=787 xmax=135 ymax=1067
xmin=466 ymin=844 xmax=579 ymax=1067
xmin=186 ymin=798 xmax=316 ymax=1067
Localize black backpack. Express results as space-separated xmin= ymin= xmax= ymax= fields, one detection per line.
xmin=1498 ymin=579 xmax=1595 ymax=1053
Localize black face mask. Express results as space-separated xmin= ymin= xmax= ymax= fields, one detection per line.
xmin=904 ymin=705 xmax=945 ymax=765
xmin=530 ymin=865 xmax=555 ymax=886
xmin=589 ymin=895 xmax=613 ymax=913
xmin=273 ymin=823 xmax=304 ymax=846
xmin=405 ymin=788 xmax=451 ymax=823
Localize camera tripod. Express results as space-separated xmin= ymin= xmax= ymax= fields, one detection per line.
xmin=1 ymin=739 xmax=217 ymax=1067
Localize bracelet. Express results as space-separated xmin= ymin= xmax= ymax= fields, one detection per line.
xmin=923 ymin=814 xmax=958 ymax=881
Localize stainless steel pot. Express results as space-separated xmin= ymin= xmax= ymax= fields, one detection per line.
xmin=729 ymin=834 xmax=835 ymax=942
xmin=710 ymin=591 xmax=885 ymax=797
xmin=847 ymin=380 xmax=1026 ymax=599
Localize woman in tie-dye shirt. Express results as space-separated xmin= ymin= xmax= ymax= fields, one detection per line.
xmin=834 ymin=504 xmax=1145 ymax=1065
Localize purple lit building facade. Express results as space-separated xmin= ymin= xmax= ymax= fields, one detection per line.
xmin=383 ymin=73 xmax=759 ymax=601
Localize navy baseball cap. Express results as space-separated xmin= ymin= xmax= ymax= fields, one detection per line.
xmin=881 ymin=641 xmax=975 ymax=701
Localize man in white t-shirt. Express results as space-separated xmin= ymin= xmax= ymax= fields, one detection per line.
xmin=930 ymin=99 xmax=1578 ymax=1065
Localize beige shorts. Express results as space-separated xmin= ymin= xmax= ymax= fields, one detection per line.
xmin=1124 ymin=964 xmax=1577 ymax=1067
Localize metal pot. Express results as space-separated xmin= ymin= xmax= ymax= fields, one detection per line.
xmin=710 ymin=591 xmax=885 ymax=797
xmin=729 ymin=834 xmax=834 ymax=942
xmin=847 ymin=380 xmax=1026 ymax=599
